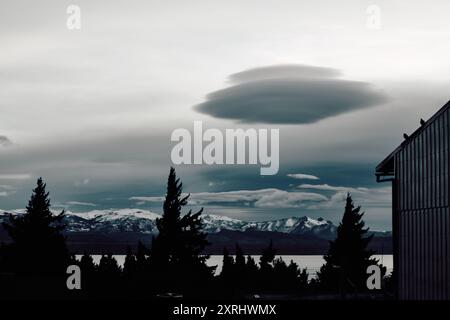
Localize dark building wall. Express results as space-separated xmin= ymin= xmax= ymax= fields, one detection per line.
xmin=393 ymin=107 xmax=450 ymax=300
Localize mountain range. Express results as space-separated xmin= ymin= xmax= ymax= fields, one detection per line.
xmin=0 ymin=209 xmax=392 ymax=254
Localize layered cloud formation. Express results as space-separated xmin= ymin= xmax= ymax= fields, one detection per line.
xmin=0 ymin=184 xmax=17 ymax=197
xmin=195 ymin=65 xmax=387 ymax=124
xmin=287 ymin=173 xmax=319 ymax=180
xmin=130 ymin=181 xmax=391 ymax=211
xmin=131 ymin=188 xmax=327 ymax=208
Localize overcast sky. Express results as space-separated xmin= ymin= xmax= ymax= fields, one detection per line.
xmin=1 ymin=0 xmax=450 ymax=230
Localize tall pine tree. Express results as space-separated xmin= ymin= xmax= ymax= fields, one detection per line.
xmin=259 ymin=240 xmax=276 ymax=271
xmin=259 ymin=240 xmax=277 ymax=290
xmin=3 ymin=177 xmax=69 ymax=274
xmin=123 ymin=245 xmax=137 ymax=279
xmin=151 ymin=167 xmax=214 ymax=292
xmin=318 ymin=193 xmax=381 ymax=293
xmin=245 ymin=255 xmax=259 ymax=289
xmin=77 ymin=252 xmax=97 ymax=295
xmin=220 ymin=247 xmax=234 ymax=282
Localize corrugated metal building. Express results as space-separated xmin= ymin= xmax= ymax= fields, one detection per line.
xmin=376 ymin=101 xmax=450 ymax=300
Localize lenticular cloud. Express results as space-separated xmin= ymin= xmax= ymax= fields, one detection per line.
xmin=194 ymin=64 xmax=387 ymax=124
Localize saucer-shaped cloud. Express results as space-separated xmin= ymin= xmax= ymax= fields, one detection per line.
xmin=229 ymin=64 xmax=341 ymax=83
xmin=194 ymin=65 xmax=387 ymax=124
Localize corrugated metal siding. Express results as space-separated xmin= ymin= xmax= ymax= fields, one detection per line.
xmin=394 ymin=108 xmax=450 ymax=300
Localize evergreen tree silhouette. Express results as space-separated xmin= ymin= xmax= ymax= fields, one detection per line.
xmin=246 ymin=255 xmax=258 ymax=273
xmin=98 ymin=254 xmax=121 ymax=276
xmin=259 ymin=240 xmax=276 ymax=270
xmin=219 ymin=247 xmax=235 ymax=295
xmin=79 ymin=252 xmax=97 ymax=294
xmin=273 ymin=257 xmax=290 ymax=290
xmin=136 ymin=240 xmax=150 ymax=269
xmin=79 ymin=252 xmax=96 ymax=274
xmin=220 ymin=247 xmax=235 ymax=281
xmin=97 ymin=253 xmax=122 ymax=296
xmin=297 ymin=264 xmax=309 ymax=292
xmin=2 ymin=177 xmax=68 ymax=275
xmin=245 ymin=255 xmax=259 ymax=290
xmin=151 ymin=167 xmax=214 ymax=293
xmin=259 ymin=240 xmax=276 ymax=290
xmin=272 ymin=258 xmax=309 ymax=292
xmin=234 ymin=244 xmax=246 ymax=285
xmin=318 ymin=193 xmax=382 ymax=293
xmin=123 ymin=245 xmax=137 ymax=279
xmin=123 ymin=243 xmax=151 ymax=297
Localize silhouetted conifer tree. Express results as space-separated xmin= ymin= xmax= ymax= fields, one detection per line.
xmin=98 ymin=254 xmax=121 ymax=276
xmin=274 ymin=259 xmax=309 ymax=292
xmin=135 ymin=240 xmax=150 ymax=273
xmin=79 ymin=252 xmax=96 ymax=274
xmin=296 ymin=264 xmax=309 ymax=292
xmin=273 ymin=257 xmax=289 ymax=289
xmin=218 ymin=247 xmax=235 ymax=295
xmin=220 ymin=247 xmax=234 ymax=281
xmin=260 ymin=240 xmax=276 ymax=270
xmin=259 ymin=240 xmax=276 ymax=290
xmin=123 ymin=246 xmax=137 ymax=279
xmin=245 ymin=255 xmax=259 ymax=289
xmin=79 ymin=252 xmax=96 ymax=294
xmin=97 ymin=254 xmax=122 ymax=296
xmin=318 ymin=193 xmax=382 ymax=293
xmin=246 ymin=255 xmax=258 ymax=273
xmin=234 ymin=244 xmax=246 ymax=286
xmin=2 ymin=178 xmax=68 ymax=275
xmin=151 ymin=167 xmax=214 ymax=293
xmin=68 ymin=253 xmax=78 ymax=265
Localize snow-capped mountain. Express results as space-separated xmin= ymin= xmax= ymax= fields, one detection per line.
xmin=0 ymin=209 xmax=337 ymax=238
xmin=0 ymin=209 xmax=392 ymax=254
xmin=201 ymin=214 xmax=337 ymax=239
xmin=200 ymin=214 xmax=250 ymax=233
xmin=66 ymin=209 xmax=161 ymax=234
xmin=0 ymin=209 xmax=161 ymax=234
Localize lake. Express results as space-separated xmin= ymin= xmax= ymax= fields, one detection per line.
xmin=77 ymin=254 xmax=393 ymax=280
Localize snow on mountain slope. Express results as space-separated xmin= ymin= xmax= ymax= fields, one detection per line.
xmin=0 ymin=209 xmax=161 ymax=234
xmin=66 ymin=209 xmax=161 ymax=234
xmin=0 ymin=209 xmax=338 ymax=238
xmin=241 ymin=216 xmax=336 ymax=239
xmin=201 ymin=214 xmax=248 ymax=233
xmin=68 ymin=209 xmax=161 ymax=221
xmin=0 ymin=209 xmax=26 ymax=216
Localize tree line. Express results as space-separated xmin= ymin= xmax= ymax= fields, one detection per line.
xmin=0 ymin=168 xmax=391 ymax=299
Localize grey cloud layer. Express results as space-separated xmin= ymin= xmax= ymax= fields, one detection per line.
xmin=298 ymin=183 xmax=369 ymax=193
xmin=0 ymin=184 xmax=17 ymax=197
xmin=229 ymin=65 xmax=341 ymax=83
xmin=0 ymin=136 xmax=12 ymax=147
xmin=131 ymin=188 xmax=327 ymax=208
xmin=195 ymin=65 xmax=387 ymax=124
xmin=130 ymin=182 xmax=391 ymax=210
xmin=287 ymin=173 xmax=319 ymax=180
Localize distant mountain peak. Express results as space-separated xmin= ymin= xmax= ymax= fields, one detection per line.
xmin=69 ymin=208 xmax=161 ymax=221
xmin=0 ymin=208 xmax=340 ymax=239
